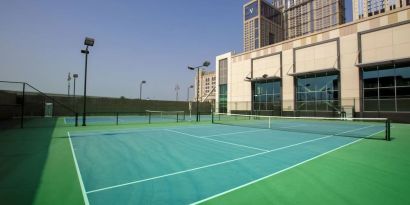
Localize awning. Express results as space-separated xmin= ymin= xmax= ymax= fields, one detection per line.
xmin=356 ymin=57 xmax=410 ymax=68
xmin=287 ymin=67 xmax=339 ymax=76
xmin=249 ymin=75 xmax=281 ymax=82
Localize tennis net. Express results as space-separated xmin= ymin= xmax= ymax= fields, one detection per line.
xmin=146 ymin=110 xmax=186 ymax=123
xmin=212 ymin=113 xmax=391 ymax=141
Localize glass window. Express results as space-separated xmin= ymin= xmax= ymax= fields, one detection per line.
xmin=396 ymin=65 xmax=410 ymax=86
xmin=397 ymin=99 xmax=410 ymax=111
xmin=252 ymin=79 xmax=281 ymax=112
xmin=219 ymin=84 xmax=227 ymax=113
xmin=379 ymin=88 xmax=395 ymax=99
xmin=364 ymin=89 xmax=378 ymax=99
xmin=219 ymin=59 xmax=228 ymax=85
xmin=378 ymin=66 xmax=395 ymax=87
xmin=362 ymin=63 xmax=410 ymax=112
xmin=396 ymin=87 xmax=410 ymax=98
xmin=295 ymin=72 xmax=339 ymax=111
xmin=363 ymin=68 xmax=378 ymax=88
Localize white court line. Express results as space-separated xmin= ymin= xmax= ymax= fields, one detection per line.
xmin=86 ymin=125 xmax=375 ymax=195
xmin=200 ymin=129 xmax=267 ymax=138
xmin=165 ymin=129 xmax=269 ymax=152
xmin=69 ymin=124 xmax=217 ymax=137
xmin=278 ymin=124 xmax=308 ymax=129
xmin=67 ymin=132 xmax=90 ymax=205
xmin=190 ymin=128 xmax=385 ymax=205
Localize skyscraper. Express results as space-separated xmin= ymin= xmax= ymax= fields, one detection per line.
xmin=352 ymin=0 xmax=409 ymax=21
xmin=244 ymin=0 xmax=284 ymax=52
xmin=272 ymin=0 xmax=345 ymax=39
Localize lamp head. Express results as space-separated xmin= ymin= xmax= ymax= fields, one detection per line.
xmin=262 ymin=74 xmax=268 ymax=78
xmin=84 ymin=37 xmax=95 ymax=46
xmin=202 ymin=61 xmax=211 ymax=67
xmin=189 ymin=85 xmax=194 ymax=88
xmin=188 ymin=66 xmax=195 ymax=70
xmin=73 ymin=74 xmax=79 ymax=78
xmin=141 ymin=80 xmax=146 ymax=84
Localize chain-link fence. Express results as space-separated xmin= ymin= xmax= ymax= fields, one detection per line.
xmin=0 ymin=81 xmax=79 ymax=128
xmin=0 ymin=81 xmax=213 ymax=128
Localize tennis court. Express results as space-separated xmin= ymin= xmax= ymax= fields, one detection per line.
xmin=68 ymin=114 xmax=388 ymax=205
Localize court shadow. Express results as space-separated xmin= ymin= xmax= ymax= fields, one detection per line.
xmin=0 ymin=118 xmax=57 ymax=204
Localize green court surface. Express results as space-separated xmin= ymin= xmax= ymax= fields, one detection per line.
xmin=0 ymin=118 xmax=409 ymax=205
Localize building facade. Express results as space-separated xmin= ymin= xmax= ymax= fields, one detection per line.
xmin=272 ymin=0 xmax=345 ymax=39
xmin=216 ymin=7 xmax=410 ymax=122
xmin=193 ymin=71 xmax=216 ymax=103
xmin=352 ymin=0 xmax=410 ymax=21
xmin=244 ymin=0 xmax=284 ymax=52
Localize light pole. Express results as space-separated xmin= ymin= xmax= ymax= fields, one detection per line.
xmin=140 ymin=80 xmax=146 ymax=100
xmin=81 ymin=37 xmax=95 ymax=126
xmin=67 ymin=72 xmax=71 ymax=96
xmin=73 ymin=74 xmax=78 ymax=97
xmin=73 ymin=74 xmax=78 ymax=112
xmin=187 ymin=85 xmax=194 ymax=101
xmin=188 ymin=61 xmax=210 ymax=122
xmin=175 ymin=84 xmax=180 ymax=101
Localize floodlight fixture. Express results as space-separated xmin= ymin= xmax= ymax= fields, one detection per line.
xmin=187 ymin=60 xmax=211 ymax=122
xmin=140 ymin=80 xmax=147 ymax=100
xmin=187 ymin=85 xmax=194 ymax=101
xmin=84 ymin=37 xmax=95 ymax=46
xmin=202 ymin=61 xmax=211 ymax=67
xmin=73 ymin=74 xmax=79 ymax=78
xmin=262 ymin=74 xmax=268 ymax=78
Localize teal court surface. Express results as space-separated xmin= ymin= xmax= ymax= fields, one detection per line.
xmin=68 ymin=120 xmax=387 ymax=205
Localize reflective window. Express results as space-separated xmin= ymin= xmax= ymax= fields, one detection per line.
xmin=219 ymin=59 xmax=228 ymax=85
xmin=252 ymin=80 xmax=281 ymax=112
xmin=295 ymin=72 xmax=340 ymax=111
xmin=362 ymin=62 xmax=410 ymax=112
xmin=219 ymin=84 xmax=227 ymax=113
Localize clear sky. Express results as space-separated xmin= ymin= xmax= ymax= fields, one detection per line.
xmin=0 ymin=0 xmax=352 ymax=101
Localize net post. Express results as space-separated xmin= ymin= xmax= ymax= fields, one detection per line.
xmin=386 ymin=119 xmax=391 ymax=141
xmin=75 ymin=113 xmax=78 ymax=127
xmin=148 ymin=111 xmax=151 ymax=124
xmin=116 ymin=112 xmax=119 ymax=125
xmin=211 ymin=112 xmax=214 ymax=124
xmin=268 ymin=116 xmax=271 ymax=129
xmin=21 ymin=82 xmax=25 ymax=128
xmin=177 ymin=113 xmax=179 ymax=123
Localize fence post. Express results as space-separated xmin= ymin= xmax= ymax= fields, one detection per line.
xmin=21 ymin=83 xmax=25 ymax=128
xmin=75 ymin=113 xmax=78 ymax=127
xmin=116 ymin=112 xmax=119 ymax=125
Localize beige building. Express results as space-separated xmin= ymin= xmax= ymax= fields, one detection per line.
xmin=216 ymin=7 xmax=410 ymax=122
xmin=193 ymin=71 xmax=216 ymax=103
xmin=272 ymin=0 xmax=345 ymax=39
xmin=244 ymin=0 xmax=284 ymax=52
xmin=352 ymin=0 xmax=409 ymax=21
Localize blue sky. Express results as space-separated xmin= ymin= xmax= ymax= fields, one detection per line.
xmin=0 ymin=0 xmax=352 ymax=100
